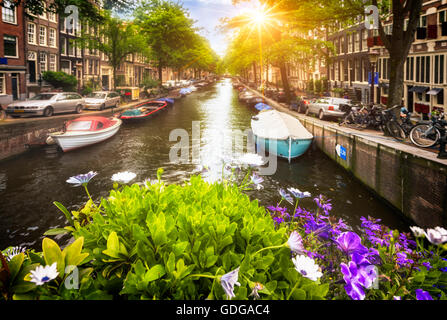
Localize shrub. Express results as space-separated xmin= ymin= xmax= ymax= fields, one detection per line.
xmin=0 ymin=169 xmax=329 ymax=300
xmin=42 ymin=71 xmax=77 ymax=92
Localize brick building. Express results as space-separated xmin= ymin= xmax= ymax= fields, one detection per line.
xmin=25 ymin=0 xmax=59 ymax=96
xmin=0 ymin=0 xmax=26 ymax=105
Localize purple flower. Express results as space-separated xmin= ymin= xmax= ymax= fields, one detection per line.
xmin=287 ymin=231 xmax=305 ymax=255
xmin=220 ymin=267 xmax=241 ymax=300
xmin=250 ymin=173 xmax=264 ymax=190
xmin=415 ymin=289 xmax=433 ymax=300
xmin=279 ymin=189 xmax=294 ymax=205
xmin=314 ymin=195 xmax=332 ymax=213
xmin=273 ymin=216 xmax=284 ymax=226
xmin=340 ymin=253 xmax=378 ymax=300
xmin=287 ymin=187 xmax=311 ymax=199
xmin=335 ymin=232 xmax=368 ymax=256
xmin=66 ymin=171 xmax=98 ymax=187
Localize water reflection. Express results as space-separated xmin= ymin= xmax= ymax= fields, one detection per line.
xmin=0 ymin=78 xmax=410 ymax=250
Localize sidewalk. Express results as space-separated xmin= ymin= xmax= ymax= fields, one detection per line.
xmin=243 ymin=85 xmax=447 ymax=167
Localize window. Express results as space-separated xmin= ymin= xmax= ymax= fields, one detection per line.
xmin=418 ymin=15 xmax=427 ymax=28
xmin=60 ymin=38 xmax=66 ymax=55
xmin=406 ymin=57 xmax=415 ymax=81
xmin=39 ymin=52 xmax=47 ymax=72
xmin=2 ymin=0 xmax=16 ymax=24
xmin=439 ymin=11 xmax=446 ymax=24
xmin=39 ymin=2 xmax=47 ymax=19
xmin=0 ymin=73 xmax=5 ymax=94
xmin=48 ymin=10 xmax=56 ymax=22
xmin=354 ymin=32 xmax=360 ymax=52
xmin=49 ymin=28 xmax=57 ymax=47
xmin=68 ymin=41 xmax=75 ymax=56
xmin=4 ymin=35 xmax=17 ymax=57
xmin=49 ymin=54 xmax=56 ymax=71
xmin=437 ymin=89 xmax=444 ymax=105
xmin=39 ymin=26 xmax=47 ymax=46
xmin=416 ymin=55 xmax=431 ymax=83
xmin=27 ymin=23 xmax=36 ymax=44
xmin=434 ymin=55 xmax=445 ymax=84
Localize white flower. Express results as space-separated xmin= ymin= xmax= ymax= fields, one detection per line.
xmin=220 ymin=267 xmax=241 ymax=300
xmin=288 ymin=187 xmax=311 ymax=199
xmin=292 ymin=255 xmax=323 ymax=282
xmin=3 ymin=246 xmax=26 ymax=262
xmin=287 ymin=231 xmax=305 ymax=255
xmin=424 ymin=227 xmax=447 ymax=245
xmin=410 ymin=226 xmax=425 ymax=238
xmin=29 ymin=263 xmax=59 ymax=286
xmin=66 ymin=171 xmax=98 ymax=187
xmin=111 ymin=171 xmax=136 ymax=184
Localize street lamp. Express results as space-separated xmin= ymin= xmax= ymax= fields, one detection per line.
xmin=368 ymin=49 xmax=380 ymax=105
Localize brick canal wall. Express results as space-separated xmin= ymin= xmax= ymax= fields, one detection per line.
xmin=243 ymin=85 xmax=447 ymax=228
xmin=0 ymin=99 xmax=150 ymax=162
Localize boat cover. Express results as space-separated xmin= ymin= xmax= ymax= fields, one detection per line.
xmin=255 ymin=103 xmax=273 ymax=111
xmin=251 ymin=110 xmax=313 ymax=140
xmin=122 ymin=109 xmax=142 ymax=116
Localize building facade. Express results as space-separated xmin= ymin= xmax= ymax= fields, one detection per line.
xmin=25 ymin=1 xmax=59 ymax=96
xmin=0 ymin=0 xmax=26 ymax=105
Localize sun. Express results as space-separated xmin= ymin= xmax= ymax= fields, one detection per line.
xmin=252 ymin=9 xmax=268 ymax=25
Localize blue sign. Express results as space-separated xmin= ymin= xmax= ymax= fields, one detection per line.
xmin=336 ymin=144 xmax=347 ymax=161
xmin=0 ymin=58 xmax=8 ymax=65
xmin=368 ymin=72 xmax=379 ymax=85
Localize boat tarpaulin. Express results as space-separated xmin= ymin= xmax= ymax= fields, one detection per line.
xmin=251 ymin=110 xmax=313 ymax=140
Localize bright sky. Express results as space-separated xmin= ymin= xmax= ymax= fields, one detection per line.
xmin=182 ymin=0 xmax=257 ymax=57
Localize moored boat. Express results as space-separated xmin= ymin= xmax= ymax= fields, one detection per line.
xmin=119 ymin=101 xmax=168 ymax=122
xmin=251 ymin=110 xmax=313 ymax=162
xmin=49 ymin=116 xmax=122 ymax=152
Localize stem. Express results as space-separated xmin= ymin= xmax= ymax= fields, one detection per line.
xmin=253 ymin=243 xmax=286 ymax=257
xmin=287 ymin=281 xmax=299 ymax=300
xmin=189 ymin=274 xmax=218 ymax=280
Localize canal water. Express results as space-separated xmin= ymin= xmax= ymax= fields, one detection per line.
xmin=0 ymin=79 xmax=410 ymax=250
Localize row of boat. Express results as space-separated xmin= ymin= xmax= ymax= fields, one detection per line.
xmin=234 ymin=81 xmax=314 ymax=162
xmin=47 ymin=96 xmax=178 ymax=152
xmin=48 ymin=80 xmax=216 ymax=152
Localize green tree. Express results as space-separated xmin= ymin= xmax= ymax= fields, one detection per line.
xmin=75 ymin=11 xmax=148 ymax=91
xmin=134 ymin=0 xmax=199 ymax=83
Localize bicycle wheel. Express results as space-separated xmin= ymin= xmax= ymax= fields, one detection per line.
xmin=386 ymin=121 xmax=406 ymax=142
xmin=409 ymin=124 xmax=441 ymax=148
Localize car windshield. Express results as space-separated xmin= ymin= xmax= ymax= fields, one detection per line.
xmin=88 ymin=93 xmax=106 ymax=99
xmin=30 ymin=94 xmax=56 ymax=101
xmin=67 ymin=121 xmax=93 ymax=131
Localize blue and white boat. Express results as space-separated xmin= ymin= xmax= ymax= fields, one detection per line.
xmin=251 ymin=110 xmax=313 ymax=162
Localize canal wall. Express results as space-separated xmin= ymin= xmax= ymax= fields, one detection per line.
xmin=0 ymin=99 xmax=150 ymax=162
xmin=243 ymin=86 xmax=447 ymax=228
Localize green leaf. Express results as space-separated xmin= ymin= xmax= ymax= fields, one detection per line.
xmin=42 ymin=238 xmax=65 ymax=276
xmin=8 ymin=253 xmax=25 ymax=283
xmin=53 ymin=201 xmax=74 ymax=226
xmin=63 ymin=237 xmax=89 ymax=267
xmin=144 ymin=264 xmax=166 ymax=283
xmin=43 ymin=228 xmax=70 ymax=236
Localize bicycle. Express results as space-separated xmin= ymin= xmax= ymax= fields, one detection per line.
xmin=381 ymin=105 xmax=410 ymax=141
xmin=409 ymin=112 xmax=447 ymax=148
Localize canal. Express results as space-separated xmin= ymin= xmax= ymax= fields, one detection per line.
xmin=0 ymin=78 xmax=410 ymax=250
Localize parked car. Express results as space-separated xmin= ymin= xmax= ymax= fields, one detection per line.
xmin=6 ymin=92 xmax=85 ymax=118
xmin=84 ymin=91 xmax=121 ymax=110
xmin=275 ymin=89 xmax=297 ymax=103
xmin=290 ymin=96 xmax=310 ymax=113
xmin=304 ymin=97 xmax=352 ymax=120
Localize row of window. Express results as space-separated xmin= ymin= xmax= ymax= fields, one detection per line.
xmin=27 ymin=23 xmax=57 ymax=47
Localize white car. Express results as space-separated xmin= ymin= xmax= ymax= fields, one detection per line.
xmin=6 ymin=92 xmax=85 ymax=117
xmin=84 ymin=91 xmax=121 ymax=110
xmin=305 ymin=97 xmax=352 ymax=120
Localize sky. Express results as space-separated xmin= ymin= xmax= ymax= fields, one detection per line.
xmin=182 ymin=0 xmax=256 ymax=57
